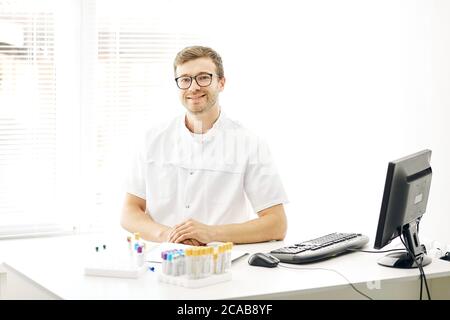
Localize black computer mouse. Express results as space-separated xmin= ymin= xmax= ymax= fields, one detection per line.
xmin=248 ymin=252 xmax=280 ymax=268
xmin=440 ymin=252 xmax=450 ymax=261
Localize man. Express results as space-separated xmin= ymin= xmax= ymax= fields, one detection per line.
xmin=121 ymin=46 xmax=288 ymax=245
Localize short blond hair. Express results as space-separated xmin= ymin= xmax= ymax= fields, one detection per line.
xmin=173 ymin=46 xmax=224 ymax=78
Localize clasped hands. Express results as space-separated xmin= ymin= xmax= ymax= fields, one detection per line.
xmin=166 ymin=218 xmax=215 ymax=246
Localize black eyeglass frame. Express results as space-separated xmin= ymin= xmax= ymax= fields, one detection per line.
xmin=174 ymin=72 xmax=215 ymax=90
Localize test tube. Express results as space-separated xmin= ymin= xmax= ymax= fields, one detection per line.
xmin=162 ymin=252 xmax=168 ymax=275
xmin=172 ymin=252 xmax=178 ymax=276
xmin=179 ymin=250 xmax=186 ymax=276
xmin=191 ymin=248 xmax=197 ymax=279
xmin=213 ymin=252 xmax=219 ymax=274
xmin=209 ymin=247 xmax=215 ymax=274
xmin=226 ymin=242 xmax=233 ymax=270
xmin=136 ymin=245 xmax=144 ymax=267
xmin=127 ymin=236 xmax=132 ymax=253
xmin=133 ymin=232 xmax=142 ymax=251
xmin=194 ymin=248 xmax=200 ymax=279
xmin=175 ymin=251 xmax=183 ymax=277
xmin=200 ymin=248 xmax=206 ymax=278
xmin=217 ymin=245 xmax=225 ymax=273
xmin=167 ymin=253 xmax=173 ymax=276
xmin=185 ymin=248 xmax=193 ymax=279
xmin=205 ymin=247 xmax=212 ymax=277
xmin=199 ymin=247 xmax=206 ymax=278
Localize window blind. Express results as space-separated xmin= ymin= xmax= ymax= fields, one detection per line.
xmin=84 ymin=1 xmax=208 ymax=221
xmin=0 ymin=0 xmax=213 ymax=236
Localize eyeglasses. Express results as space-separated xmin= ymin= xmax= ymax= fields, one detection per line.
xmin=175 ymin=73 xmax=214 ymax=90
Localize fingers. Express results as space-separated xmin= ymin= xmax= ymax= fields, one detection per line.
xmin=190 ymin=239 xmax=206 ymax=246
xmin=181 ymin=238 xmax=204 ymax=246
xmin=168 ymin=221 xmax=190 ymax=240
xmin=168 ymin=225 xmax=192 ymax=243
xmin=181 ymin=239 xmax=194 ymax=246
xmin=170 ymin=227 xmax=194 ymax=243
xmin=167 ymin=219 xmax=206 ymax=244
xmin=173 ymin=232 xmax=195 ymax=244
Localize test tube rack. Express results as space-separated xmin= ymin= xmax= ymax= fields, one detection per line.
xmin=158 ymin=271 xmax=232 ymax=288
xmin=84 ymin=233 xmax=149 ymax=279
xmin=157 ymin=243 xmax=234 ymax=288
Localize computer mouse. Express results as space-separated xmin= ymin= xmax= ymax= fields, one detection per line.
xmin=440 ymin=252 xmax=450 ymax=261
xmin=248 ymin=252 xmax=280 ymax=268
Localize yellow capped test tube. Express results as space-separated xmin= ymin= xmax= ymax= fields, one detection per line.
xmin=185 ymin=248 xmax=193 ymax=278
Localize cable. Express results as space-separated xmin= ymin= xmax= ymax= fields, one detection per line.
xmin=346 ymin=248 xmax=406 ymax=254
xmin=420 ymin=270 xmax=423 ymax=300
xmin=415 ymin=217 xmax=427 ymax=299
xmin=347 ymin=242 xmax=431 ymax=300
xmin=278 ymin=263 xmax=373 ymax=300
xmin=415 ymin=216 xmax=427 ymax=299
xmin=399 ymin=235 xmax=431 ymax=300
xmin=406 ymin=237 xmax=430 ymax=300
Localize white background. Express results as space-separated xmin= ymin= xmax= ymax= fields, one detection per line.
xmin=161 ymin=0 xmax=450 ymax=245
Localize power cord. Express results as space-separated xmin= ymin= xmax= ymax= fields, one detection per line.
xmin=278 ymin=263 xmax=373 ymax=300
xmin=346 ymin=248 xmax=406 ymax=254
xmin=347 ymin=245 xmax=430 ymax=300
xmin=399 ymin=235 xmax=431 ymax=300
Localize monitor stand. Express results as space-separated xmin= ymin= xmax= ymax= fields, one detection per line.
xmin=378 ymin=222 xmax=432 ymax=268
xmin=377 ymin=252 xmax=431 ymax=268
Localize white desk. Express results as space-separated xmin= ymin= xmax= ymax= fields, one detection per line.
xmin=1 ymin=233 xmax=450 ymax=300
xmin=0 ymin=263 xmax=6 ymax=299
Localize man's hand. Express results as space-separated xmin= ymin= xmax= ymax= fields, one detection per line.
xmin=161 ymin=226 xmax=205 ymax=246
xmin=181 ymin=238 xmax=206 ymax=246
xmin=168 ymin=219 xmax=215 ymax=244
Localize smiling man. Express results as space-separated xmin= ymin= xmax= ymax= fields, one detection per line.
xmin=121 ymin=46 xmax=288 ymax=245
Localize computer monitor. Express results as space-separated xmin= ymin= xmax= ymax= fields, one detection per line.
xmin=374 ymin=149 xmax=432 ymax=268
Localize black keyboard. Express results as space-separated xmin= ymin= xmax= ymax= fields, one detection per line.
xmin=270 ymin=232 xmax=369 ymax=264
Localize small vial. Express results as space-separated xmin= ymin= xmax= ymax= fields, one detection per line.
xmin=213 ymin=252 xmax=219 ymax=274
xmin=175 ymin=252 xmax=182 ymax=277
xmin=136 ymin=246 xmax=144 ymax=267
xmin=127 ymin=236 xmax=132 ymax=253
xmin=200 ymin=247 xmax=207 ymax=278
xmin=133 ymin=232 xmax=142 ymax=252
xmin=198 ymin=248 xmax=206 ymax=279
xmin=167 ymin=253 xmax=173 ymax=276
xmin=179 ymin=250 xmax=186 ymax=276
xmin=161 ymin=252 xmax=168 ymax=275
xmin=186 ymin=248 xmax=193 ymax=279
xmin=225 ymin=242 xmax=233 ymax=270
xmin=204 ymin=247 xmax=212 ymax=277
xmin=215 ymin=245 xmax=222 ymax=274
xmin=193 ymin=248 xmax=200 ymax=279
xmin=172 ymin=253 xmax=178 ymax=276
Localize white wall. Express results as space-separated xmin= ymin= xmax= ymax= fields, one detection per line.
xmin=174 ymin=0 xmax=450 ymax=244
xmin=86 ymin=0 xmax=450 ymax=246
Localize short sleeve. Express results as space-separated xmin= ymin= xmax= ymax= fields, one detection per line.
xmin=125 ymin=139 xmax=146 ymax=200
xmin=244 ymin=137 xmax=289 ymax=213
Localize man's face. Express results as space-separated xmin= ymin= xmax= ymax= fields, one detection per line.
xmin=175 ymin=57 xmax=225 ymax=115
